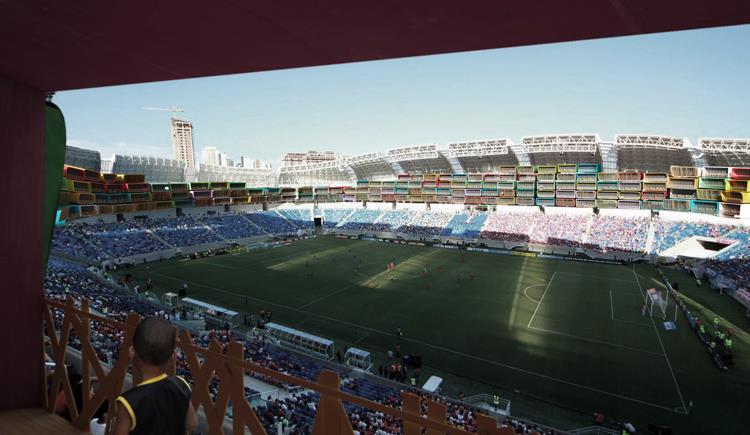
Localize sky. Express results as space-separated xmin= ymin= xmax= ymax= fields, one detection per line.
xmin=56 ymin=24 xmax=750 ymax=166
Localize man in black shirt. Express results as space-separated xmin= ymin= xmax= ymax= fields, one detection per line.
xmin=114 ymin=317 xmax=197 ymax=435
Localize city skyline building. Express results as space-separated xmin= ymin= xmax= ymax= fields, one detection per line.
xmin=201 ymin=146 xmax=220 ymax=166
xmin=171 ymin=118 xmax=196 ymax=169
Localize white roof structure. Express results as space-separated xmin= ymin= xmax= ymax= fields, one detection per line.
xmin=386 ymin=144 xmax=452 ymax=174
xmin=520 ymin=134 xmax=600 ymax=166
xmin=699 ymin=137 xmax=750 ymax=151
xmin=615 ymin=134 xmax=691 ymax=149
xmin=445 ymin=139 xmax=519 ymax=173
xmin=615 ymin=135 xmax=697 ymax=172
xmin=344 ymin=152 xmax=397 ymax=180
xmin=195 ymin=163 xmax=274 ymax=186
xmin=698 ymin=138 xmax=750 ymax=167
xmin=522 ymin=134 xmax=600 ymax=153
xmin=277 ymin=159 xmax=355 ymax=186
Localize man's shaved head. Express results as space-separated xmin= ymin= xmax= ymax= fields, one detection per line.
xmin=132 ymin=316 xmax=176 ymax=366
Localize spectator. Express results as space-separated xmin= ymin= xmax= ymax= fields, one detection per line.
xmin=114 ymin=317 xmax=197 ymax=435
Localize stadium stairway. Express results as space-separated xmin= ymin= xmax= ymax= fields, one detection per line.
xmin=272 ymin=209 xmax=300 ymax=229
xmin=199 ymin=219 xmax=227 ymax=241
xmin=580 ymin=217 xmax=595 ymax=246
xmin=645 ymin=221 xmax=656 ymax=254
xmin=134 ymin=220 xmax=176 ymax=249
xmin=334 ymin=209 xmax=359 ymax=229
xmin=239 ymin=213 xmax=270 ymax=235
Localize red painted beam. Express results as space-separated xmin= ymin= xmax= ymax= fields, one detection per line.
xmin=0 ymin=1 xmax=749 ymax=91
xmin=0 ymin=76 xmax=46 ymax=410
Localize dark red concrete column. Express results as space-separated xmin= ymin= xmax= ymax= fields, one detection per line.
xmin=0 ymin=76 xmax=45 ymax=409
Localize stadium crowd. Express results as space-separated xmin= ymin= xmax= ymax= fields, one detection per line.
xmin=480 ymin=211 xmax=539 ymax=242
xmin=398 ymin=211 xmax=454 ymax=237
xmin=586 ymin=216 xmax=650 ymax=253
xmin=530 ymin=214 xmax=591 ymax=248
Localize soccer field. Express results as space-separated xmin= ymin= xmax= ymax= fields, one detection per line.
xmin=124 ymin=236 xmax=750 ymax=432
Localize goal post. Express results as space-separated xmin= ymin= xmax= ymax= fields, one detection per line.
xmin=646 ymin=287 xmax=668 ymax=320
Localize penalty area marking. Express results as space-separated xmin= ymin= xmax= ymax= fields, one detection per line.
xmin=632 ymin=266 xmax=688 ymax=415
xmin=527 ymin=272 xmax=557 ymax=328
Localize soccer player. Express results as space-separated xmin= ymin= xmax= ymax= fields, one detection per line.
xmin=642 ymin=302 xmax=648 ymax=316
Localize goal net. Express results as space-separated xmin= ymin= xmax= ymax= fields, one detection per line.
xmin=646 ymin=288 xmax=668 ymax=319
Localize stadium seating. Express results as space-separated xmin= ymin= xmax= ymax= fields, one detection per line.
xmin=338 ymin=209 xmax=383 ymax=230
xmin=530 ymin=213 xmax=592 ymax=248
xmin=480 ymin=211 xmax=540 ymax=242
xmin=245 ymin=211 xmax=300 ymax=235
xmin=367 ymin=210 xmax=416 ymax=232
xmin=54 ymin=220 xmax=170 ymax=258
xmin=586 ymin=215 xmax=650 ymax=253
xmin=399 ymin=211 xmax=454 ymax=237
xmin=199 ymin=214 xmax=266 ymax=239
xmin=147 ymin=216 xmax=223 ymax=246
xmin=51 ymin=226 xmax=107 ymax=260
xmin=441 ymin=212 xmax=489 ymax=238
xmin=275 ymin=209 xmax=314 ymax=229
xmin=650 ymin=218 xmax=732 ymax=253
xmin=321 ymin=209 xmax=355 ymax=229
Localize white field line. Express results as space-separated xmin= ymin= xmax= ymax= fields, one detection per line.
xmin=527 ymin=272 xmax=557 ymax=328
xmin=146 ymin=269 xmax=685 ymax=415
xmin=632 ymin=267 xmax=688 ymax=414
xmin=522 ymin=284 xmax=544 ymax=304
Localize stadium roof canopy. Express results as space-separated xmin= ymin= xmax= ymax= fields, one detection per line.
xmin=2 ymin=1 xmax=750 ymax=92
xmin=698 ymin=138 xmax=750 ymax=166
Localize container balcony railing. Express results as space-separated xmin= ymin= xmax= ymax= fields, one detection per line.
xmin=43 ymin=296 xmax=518 ymax=435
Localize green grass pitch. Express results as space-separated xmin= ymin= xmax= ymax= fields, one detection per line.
xmin=123 ymin=236 xmax=750 ymax=433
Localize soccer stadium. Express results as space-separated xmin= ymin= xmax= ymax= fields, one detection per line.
xmin=43 ymin=133 xmax=750 ymax=435
xmin=4 ymin=4 xmax=750 ymax=435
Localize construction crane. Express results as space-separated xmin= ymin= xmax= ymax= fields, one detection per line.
xmin=142 ymin=106 xmax=185 ymax=118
